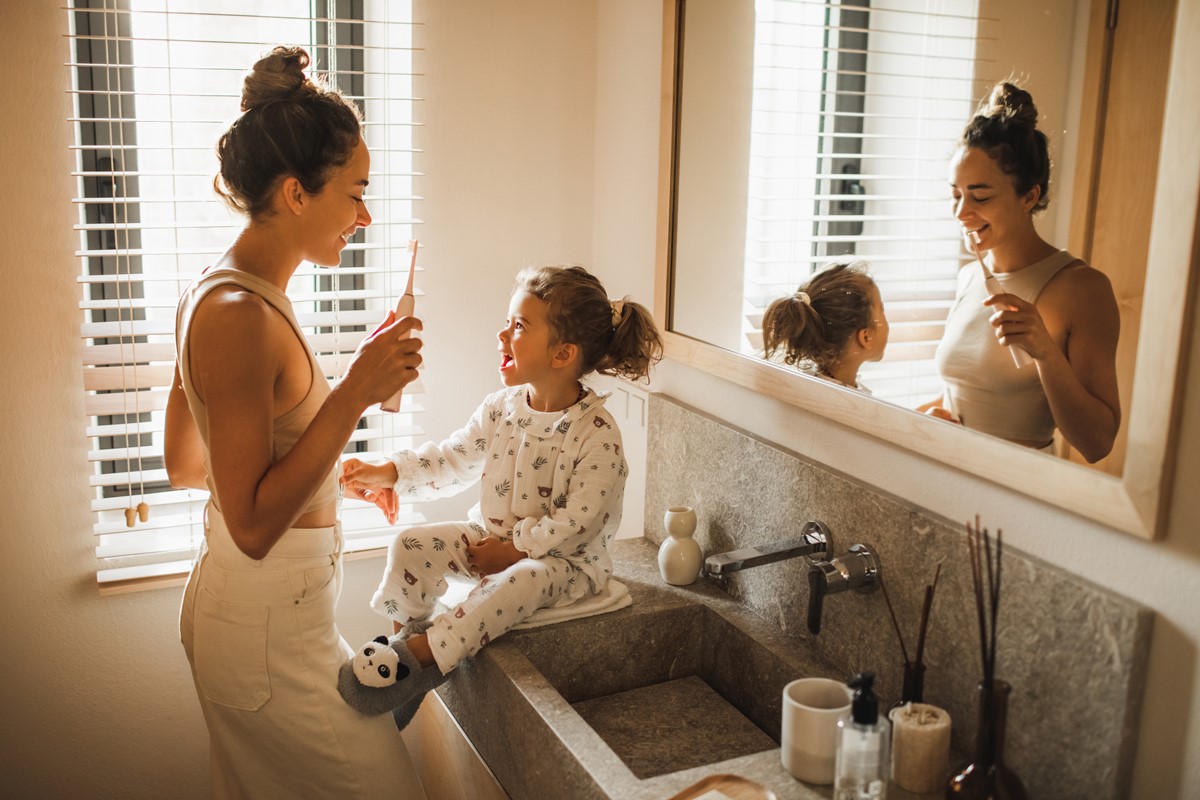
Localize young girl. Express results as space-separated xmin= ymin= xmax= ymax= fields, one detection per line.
xmin=761 ymin=261 xmax=889 ymax=393
xmin=336 ymin=265 xmax=663 ymax=718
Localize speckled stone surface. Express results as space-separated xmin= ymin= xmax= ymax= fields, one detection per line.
xmin=573 ymin=676 xmax=777 ymax=778
xmin=642 ymin=393 xmax=1153 ymax=800
xmin=437 ymin=541 xmax=941 ymax=800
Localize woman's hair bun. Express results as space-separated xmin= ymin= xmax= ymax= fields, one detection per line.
xmin=241 ymin=46 xmax=311 ymax=112
xmin=984 ymin=81 xmax=1038 ymax=129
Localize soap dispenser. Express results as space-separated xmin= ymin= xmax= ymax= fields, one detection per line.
xmin=834 ymin=671 xmax=889 ymax=800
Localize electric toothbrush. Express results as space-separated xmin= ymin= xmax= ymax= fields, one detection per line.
xmin=381 ymin=239 xmax=418 ymax=413
xmin=968 ymin=231 xmax=1032 ymax=369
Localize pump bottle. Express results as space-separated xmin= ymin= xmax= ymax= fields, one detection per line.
xmin=834 ymin=671 xmax=889 ymax=800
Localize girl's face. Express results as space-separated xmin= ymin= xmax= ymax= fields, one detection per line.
xmin=863 ymin=284 xmax=889 ymax=363
xmin=497 ymin=290 xmax=561 ymax=389
xmin=948 ymin=146 xmax=1039 ymax=252
xmin=300 ymin=137 xmax=373 ymax=267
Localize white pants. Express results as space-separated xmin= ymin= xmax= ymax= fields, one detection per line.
xmin=371 ymin=521 xmax=584 ymax=673
xmin=180 ymin=504 xmax=426 ymax=800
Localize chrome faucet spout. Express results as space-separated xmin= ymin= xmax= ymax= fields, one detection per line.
xmin=702 ymin=521 xmax=831 ymax=577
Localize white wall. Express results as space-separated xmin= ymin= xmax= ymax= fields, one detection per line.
xmin=3 ymin=2 xmax=1197 ymax=798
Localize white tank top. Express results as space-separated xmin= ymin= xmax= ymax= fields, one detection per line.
xmin=174 ymin=267 xmax=339 ymax=512
xmin=934 ymin=250 xmax=1079 ymax=445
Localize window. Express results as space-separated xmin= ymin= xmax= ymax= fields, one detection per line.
xmin=67 ymin=0 xmax=424 ymax=588
xmin=742 ymin=0 xmax=990 ymax=405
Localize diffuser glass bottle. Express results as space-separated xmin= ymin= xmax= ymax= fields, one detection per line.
xmin=834 ymin=672 xmax=889 ymax=800
xmin=946 ymin=680 xmax=1027 ymax=799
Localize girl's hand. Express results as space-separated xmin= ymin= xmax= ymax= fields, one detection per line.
xmin=466 ymin=537 xmax=525 ymax=576
xmin=340 ymin=311 xmax=424 ymax=409
xmin=983 ymin=293 xmax=1055 ymax=361
xmin=340 ymin=458 xmax=400 ymax=525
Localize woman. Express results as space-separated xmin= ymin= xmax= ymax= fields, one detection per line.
xmin=165 ymin=47 xmax=427 ymax=798
xmin=923 ymin=82 xmax=1120 ymax=463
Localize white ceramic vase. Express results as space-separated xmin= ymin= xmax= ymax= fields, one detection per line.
xmin=658 ymin=506 xmax=702 ymax=586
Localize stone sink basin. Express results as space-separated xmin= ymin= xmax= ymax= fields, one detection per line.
xmin=434 ymin=538 xmax=848 ymax=800
xmin=514 ymin=601 xmax=787 ymax=778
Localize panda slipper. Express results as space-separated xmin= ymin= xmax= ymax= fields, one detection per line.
xmin=338 ymin=634 xmax=449 ymax=717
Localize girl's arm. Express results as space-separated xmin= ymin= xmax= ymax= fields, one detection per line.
xmin=195 ymin=292 xmax=422 ymax=559
xmin=388 ymin=397 xmax=494 ymax=501
xmin=164 ymin=364 xmax=208 ymax=491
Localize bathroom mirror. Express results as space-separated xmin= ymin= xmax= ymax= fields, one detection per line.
xmin=654 ymin=0 xmax=1197 ymax=539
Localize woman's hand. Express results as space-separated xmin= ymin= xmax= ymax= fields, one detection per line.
xmin=983 ymin=293 xmax=1055 ymax=361
xmin=916 ymin=395 xmax=960 ymax=424
xmin=339 ymin=311 xmax=424 ymax=410
xmin=341 ymin=458 xmax=400 ymax=524
xmin=466 ymin=537 xmax=525 ymax=576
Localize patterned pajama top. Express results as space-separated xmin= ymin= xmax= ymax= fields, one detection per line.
xmin=388 ymin=385 xmax=628 ymax=593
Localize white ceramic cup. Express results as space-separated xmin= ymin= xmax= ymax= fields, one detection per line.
xmin=781 ymin=677 xmax=852 ymax=784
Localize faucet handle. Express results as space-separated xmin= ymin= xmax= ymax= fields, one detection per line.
xmin=806 ymin=544 xmax=881 ymax=635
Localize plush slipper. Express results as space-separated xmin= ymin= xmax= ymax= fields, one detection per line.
xmin=338 ymin=634 xmax=448 ymax=717
xmin=398 ymin=617 xmax=434 ymax=640
xmin=391 ymin=696 xmax=425 ymax=732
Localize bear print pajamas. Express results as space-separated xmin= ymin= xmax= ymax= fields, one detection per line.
xmin=371 ymin=385 xmax=627 ymax=673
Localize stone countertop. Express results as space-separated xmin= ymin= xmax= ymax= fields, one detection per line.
xmin=433 ymin=537 xmax=941 ymax=800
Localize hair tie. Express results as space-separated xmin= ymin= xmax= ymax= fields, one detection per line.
xmin=610 ymin=299 xmax=625 ymax=327
xmin=795 ymin=291 xmax=812 ymax=307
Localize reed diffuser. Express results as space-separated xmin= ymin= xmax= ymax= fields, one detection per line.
xmin=880 ymin=564 xmax=941 ymax=708
xmin=947 ymin=517 xmax=1028 ymax=799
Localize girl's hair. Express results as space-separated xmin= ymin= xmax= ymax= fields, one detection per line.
xmin=959 ymin=81 xmax=1051 ymax=212
xmin=214 ymin=46 xmax=363 ymax=218
xmin=515 ymin=265 xmax=663 ymax=381
xmin=761 ymin=261 xmax=876 ymax=371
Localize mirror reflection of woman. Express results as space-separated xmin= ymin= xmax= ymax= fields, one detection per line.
xmin=922 ymin=82 xmax=1120 ymax=462
xmin=762 ymin=261 xmax=889 ymax=393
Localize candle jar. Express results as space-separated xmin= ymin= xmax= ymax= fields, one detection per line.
xmin=946 ymin=680 xmax=1028 ymax=799
xmin=890 ymin=702 xmax=951 ymax=794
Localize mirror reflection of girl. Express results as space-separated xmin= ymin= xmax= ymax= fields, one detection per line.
xmin=335 ymin=265 xmax=663 ymax=718
xmin=761 ymin=261 xmax=889 ymax=393
xmin=922 ymin=82 xmax=1120 ymax=462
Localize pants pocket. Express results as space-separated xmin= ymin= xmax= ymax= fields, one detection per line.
xmin=193 ymin=587 xmax=271 ymax=711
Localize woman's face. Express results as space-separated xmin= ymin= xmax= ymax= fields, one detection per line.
xmin=948 ymin=146 xmax=1038 ymax=252
xmin=302 ymin=137 xmax=373 ymax=267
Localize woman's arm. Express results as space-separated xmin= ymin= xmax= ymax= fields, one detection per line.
xmin=987 ymin=267 xmax=1121 ymax=462
xmin=164 ymin=364 xmax=208 ymax=491
xmin=195 ymin=291 xmax=422 ymax=559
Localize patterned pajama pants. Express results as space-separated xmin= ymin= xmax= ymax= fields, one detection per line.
xmin=370 ymin=521 xmax=581 ymax=673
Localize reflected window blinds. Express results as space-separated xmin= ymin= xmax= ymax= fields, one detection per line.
xmin=67 ymin=0 xmax=425 ymax=587
xmin=744 ymin=0 xmax=992 ymax=405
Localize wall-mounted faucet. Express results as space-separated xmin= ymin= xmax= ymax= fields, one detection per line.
xmin=702 ymin=521 xmax=831 ymax=578
xmin=807 ymin=544 xmax=880 ymax=635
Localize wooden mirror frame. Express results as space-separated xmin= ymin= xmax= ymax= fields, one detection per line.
xmin=652 ymin=0 xmax=1199 ymax=539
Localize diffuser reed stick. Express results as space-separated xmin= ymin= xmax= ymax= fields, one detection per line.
xmin=966 ymin=515 xmax=1004 ymax=689
xmin=913 ymin=562 xmax=941 ymax=672
xmin=879 ymin=563 xmax=941 ymax=705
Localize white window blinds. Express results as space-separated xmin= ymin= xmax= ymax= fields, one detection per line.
xmin=67 ymin=0 xmax=426 ymax=589
xmin=743 ymin=0 xmax=992 ymax=405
